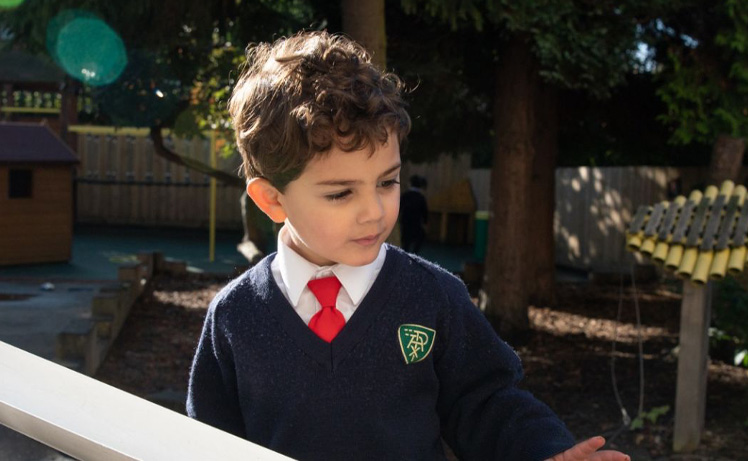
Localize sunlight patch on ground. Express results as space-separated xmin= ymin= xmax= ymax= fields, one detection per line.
xmin=529 ymin=306 xmax=677 ymax=343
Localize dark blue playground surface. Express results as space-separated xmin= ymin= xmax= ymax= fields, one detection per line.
xmin=0 ymin=224 xmax=475 ymax=281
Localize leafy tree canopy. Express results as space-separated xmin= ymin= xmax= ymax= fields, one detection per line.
xmin=643 ymin=0 xmax=748 ymax=144
xmin=402 ymin=0 xmax=672 ymax=99
xmin=0 ymin=0 xmax=322 ymax=143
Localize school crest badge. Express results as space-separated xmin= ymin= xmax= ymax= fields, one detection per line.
xmin=398 ymin=324 xmax=436 ymax=364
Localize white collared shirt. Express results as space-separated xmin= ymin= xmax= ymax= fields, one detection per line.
xmin=270 ymin=226 xmax=387 ymax=325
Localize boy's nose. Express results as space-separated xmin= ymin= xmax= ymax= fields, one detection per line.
xmin=357 ymin=191 xmax=385 ymax=224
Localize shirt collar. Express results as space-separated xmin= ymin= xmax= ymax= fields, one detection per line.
xmin=276 ymin=226 xmax=386 ymax=307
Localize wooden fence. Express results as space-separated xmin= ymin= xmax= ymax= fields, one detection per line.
xmin=467 ymin=165 xmax=725 ymax=272
xmin=75 ymin=133 xmax=245 ymax=229
xmin=74 ymin=141 xmax=474 ymax=231
xmin=70 ymin=131 xmax=720 ymax=273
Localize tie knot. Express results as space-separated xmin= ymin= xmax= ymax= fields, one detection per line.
xmin=307 ymin=276 xmax=342 ymax=308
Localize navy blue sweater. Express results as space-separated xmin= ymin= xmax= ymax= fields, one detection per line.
xmin=187 ymin=246 xmax=575 ymax=460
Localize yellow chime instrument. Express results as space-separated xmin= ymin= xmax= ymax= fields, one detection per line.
xmin=626 ymin=180 xmax=748 ymax=285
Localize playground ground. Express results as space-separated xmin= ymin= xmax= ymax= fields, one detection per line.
xmin=1 ymin=225 xmax=747 ymax=459
xmin=96 ymin=273 xmax=748 ymax=460
xmin=0 ymin=224 xmax=476 ymax=281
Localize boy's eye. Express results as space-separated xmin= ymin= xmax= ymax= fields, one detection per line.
xmin=379 ymin=178 xmax=400 ymax=188
xmin=325 ymin=190 xmax=352 ymax=201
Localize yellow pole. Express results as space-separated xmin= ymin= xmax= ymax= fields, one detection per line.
xmin=209 ymin=131 xmax=217 ymax=263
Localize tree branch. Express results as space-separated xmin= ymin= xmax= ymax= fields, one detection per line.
xmin=149 ymin=126 xmax=245 ymax=188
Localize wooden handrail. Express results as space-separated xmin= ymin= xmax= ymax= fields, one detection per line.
xmin=0 ymin=341 xmax=292 ymax=460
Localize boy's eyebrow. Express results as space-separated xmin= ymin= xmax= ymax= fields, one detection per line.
xmin=314 ymin=162 xmax=402 ymax=186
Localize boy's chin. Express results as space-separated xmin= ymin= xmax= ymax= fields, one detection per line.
xmin=342 ymin=244 xmax=385 ymax=267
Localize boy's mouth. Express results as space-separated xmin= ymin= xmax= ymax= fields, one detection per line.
xmin=352 ymin=233 xmax=380 ymax=246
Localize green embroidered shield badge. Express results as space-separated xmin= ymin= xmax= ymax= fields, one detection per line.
xmin=398 ymin=324 xmax=436 ymax=364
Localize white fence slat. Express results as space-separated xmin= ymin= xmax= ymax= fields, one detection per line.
xmin=0 ymin=341 xmax=292 ymax=461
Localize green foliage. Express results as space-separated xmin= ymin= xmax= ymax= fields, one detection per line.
xmin=629 ymin=405 xmax=670 ymax=430
xmin=401 ymin=0 xmax=671 ymax=99
xmin=651 ymin=0 xmax=748 ymax=144
xmin=712 ymin=276 xmax=748 ymax=368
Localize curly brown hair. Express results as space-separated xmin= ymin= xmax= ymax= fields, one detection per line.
xmin=228 ymin=30 xmax=411 ymax=190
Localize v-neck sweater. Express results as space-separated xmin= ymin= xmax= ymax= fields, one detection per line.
xmin=187 ymin=245 xmax=575 ymax=460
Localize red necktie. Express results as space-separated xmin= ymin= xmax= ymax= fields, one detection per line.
xmin=307 ymin=276 xmax=345 ymax=342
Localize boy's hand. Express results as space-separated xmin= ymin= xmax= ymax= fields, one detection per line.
xmin=545 ymin=436 xmax=630 ymax=461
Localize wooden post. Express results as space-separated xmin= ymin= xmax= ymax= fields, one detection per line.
xmin=673 ymin=281 xmax=712 ymax=453
xmin=440 ymin=212 xmax=449 ymax=243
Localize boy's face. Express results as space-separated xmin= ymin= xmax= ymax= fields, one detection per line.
xmin=277 ymin=133 xmax=401 ymax=267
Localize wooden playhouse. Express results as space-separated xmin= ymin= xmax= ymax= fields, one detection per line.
xmin=0 ymin=122 xmax=79 ymax=265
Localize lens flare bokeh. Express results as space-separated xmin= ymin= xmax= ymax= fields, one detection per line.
xmin=0 ymin=0 xmax=25 ymax=10
xmin=47 ymin=11 xmax=127 ymax=86
xmin=95 ymin=50 xmax=186 ymax=127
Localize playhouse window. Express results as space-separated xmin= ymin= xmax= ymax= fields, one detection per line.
xmin=8 ymin=169 xmax=33 ymax=198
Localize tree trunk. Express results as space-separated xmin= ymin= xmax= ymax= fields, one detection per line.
xmin=527 ymin=83 xmax=558 ymax=308
xmin=341 ymin=0 xmax=386 ymax=70
xmin=707 ymin=134 xmax=745 ymax=185
xmin=480 ymin=36 xmax=539 ymax=344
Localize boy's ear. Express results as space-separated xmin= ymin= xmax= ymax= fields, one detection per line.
xmin=246 ymin=178 xmax=287 ymax=223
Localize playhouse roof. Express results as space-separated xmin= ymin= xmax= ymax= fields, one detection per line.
xmin=0 ymin=50 xmax=65 ymax=84
xmin=0 ymin=123 xmax=79 ymax=164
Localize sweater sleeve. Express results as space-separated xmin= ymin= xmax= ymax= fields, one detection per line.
xmin=435 ymin=276 xmax=576 ymax=461
xmin=186 ymin=297 xmax=246 ymax=438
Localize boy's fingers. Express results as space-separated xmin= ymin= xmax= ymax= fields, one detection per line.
xmin=547 ymin=436 xmax=607 ymax=460
xmin=590 ymin=451 xmax=631 ymax=461
xmin=572 ymin=436 xmax=607 ymax=458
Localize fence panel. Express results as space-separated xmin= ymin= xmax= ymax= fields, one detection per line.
xmin=468 ymin=165 xmax=720 ymax=271
xmin=75 ymin=133 xmax=244 ymax=229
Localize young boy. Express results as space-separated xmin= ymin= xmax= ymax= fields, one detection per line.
xmin=187 ymin=31 xmax=628 ymax=461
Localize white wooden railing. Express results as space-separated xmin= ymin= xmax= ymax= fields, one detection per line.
xmin=0 ymin=341 xmax=292 ymax=460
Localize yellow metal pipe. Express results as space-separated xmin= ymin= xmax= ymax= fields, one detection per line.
xmin=728 ymin=246 xmax=747 ymax=275
xmin=704 ymin=184 xmax=720 ymax=200
xmin=719 ymin=180 xmax=735 ymax=197
xmin=640 ymin=237 xmax=656 ymax=256
xmin=652 ymin=241 xmax=670 ymax=264
xmin=626 ymin=233 xmax=643 ymax=252
xmin=665 ymin=244 xmax=684 ymax=272
xmin=677 ymin=247 xmax=699 ymax=279
xmin=664 ymin=192 xmax=701 ymax=271
xmin=689 ymin=189 xmax=705 ymax=204
xmin=709 ymin=248 xmax=730 ymax=280
xmin=676 ymin=189 xmax=714 ymax=278
xmin=721 ymin=185 xmax=747 ymax=276
xmin=733 ymin=185 xmax=747 ymax=203
xmin=704 ymin=183 xmax=735 ymax=280
xmin=691 ymin=250 xmax=714 ymax=285
xmin=652 ymin=196 xmax=686 ymax=265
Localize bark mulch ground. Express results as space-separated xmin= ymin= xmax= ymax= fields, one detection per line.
xmin=95 ymin=273 xmax=748 ymax=460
